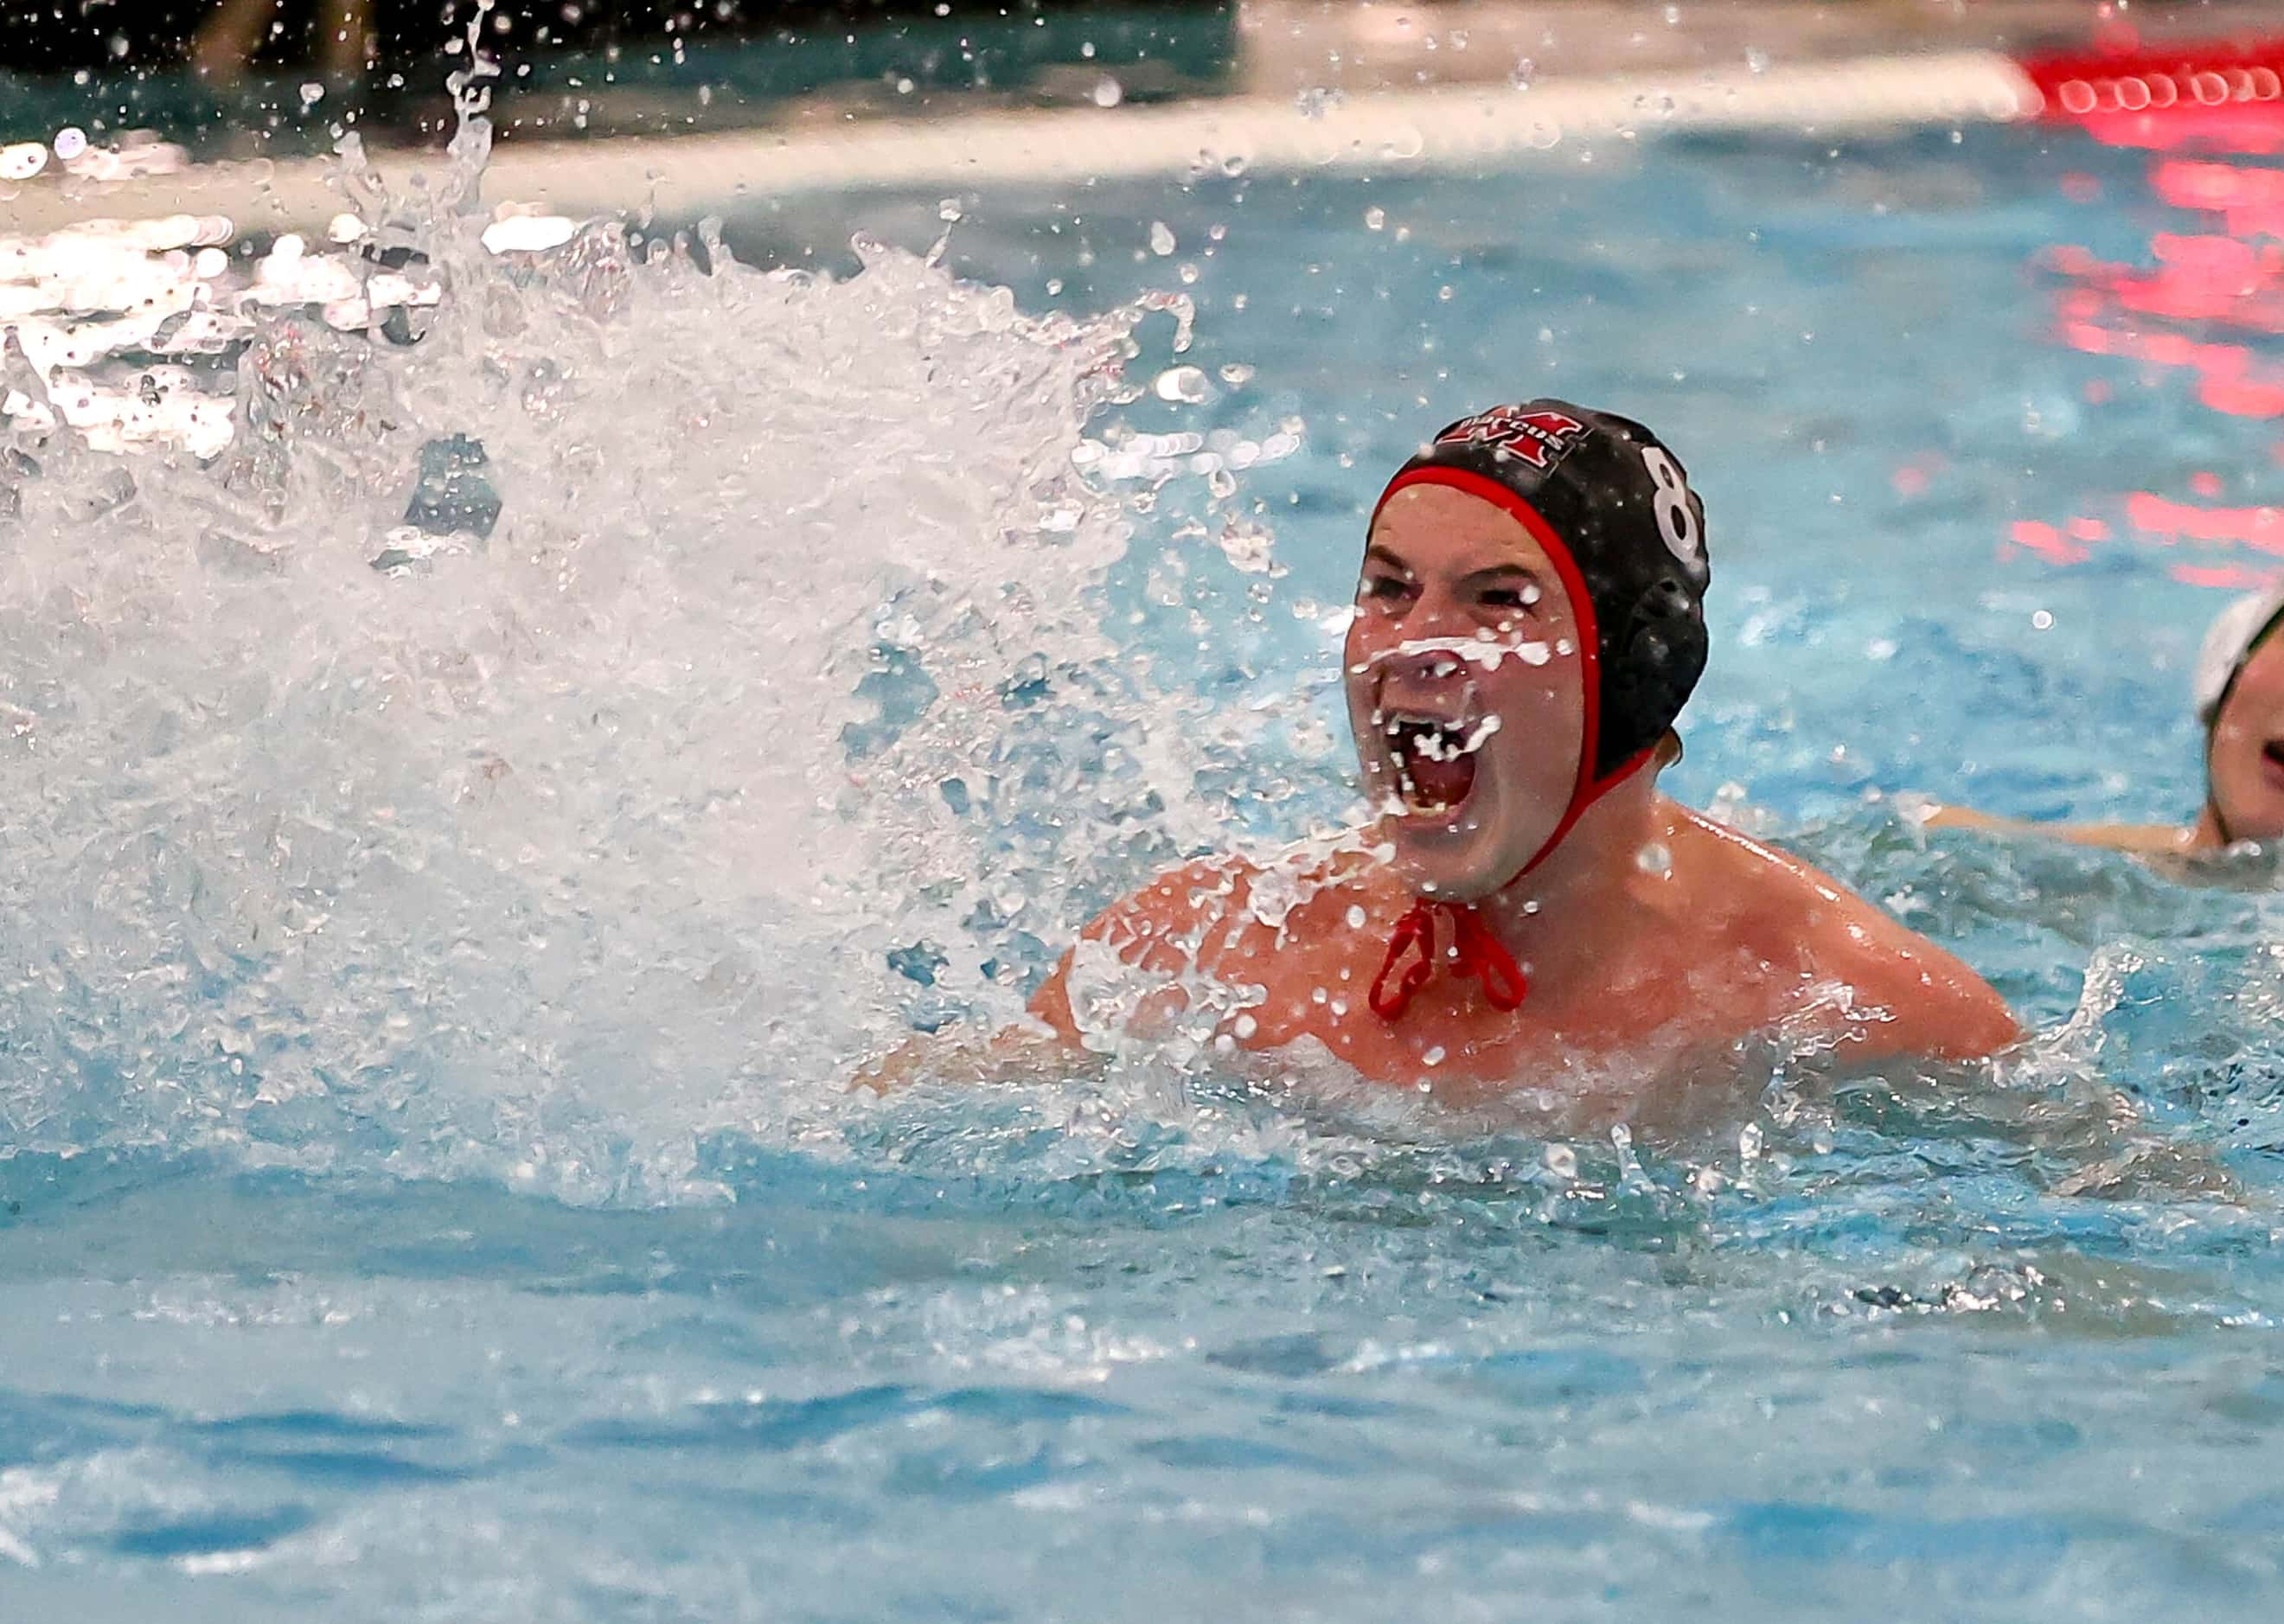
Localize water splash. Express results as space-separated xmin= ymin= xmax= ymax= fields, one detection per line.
xmin=0 ymin=83 xmax=1232 ymax=1201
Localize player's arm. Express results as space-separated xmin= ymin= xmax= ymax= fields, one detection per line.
xmin=854 ymin=858 xmax=1248 ymax=1092
xmin=1919 ymin=802 xmax=2195 ymax=855
xmin=1028 ymin=857 xmax=1251 ymax=1041
xmin=848 ymin=1020 xmax=1082 ymax=1094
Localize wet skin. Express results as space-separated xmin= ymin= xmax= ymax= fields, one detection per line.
xmin=1028 ymin=486 xmax=2018 ymax=1107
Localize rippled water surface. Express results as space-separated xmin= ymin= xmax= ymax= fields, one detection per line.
xmin=7 ymin=99 xmax=2284 ymax=1620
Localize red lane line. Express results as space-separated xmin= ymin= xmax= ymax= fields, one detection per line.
xmin=2020 ymin=34 xmax=2284 ymax=124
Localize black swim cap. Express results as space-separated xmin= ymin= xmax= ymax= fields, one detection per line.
xmin=1372 ymin=400 xmax=1711 ymax=782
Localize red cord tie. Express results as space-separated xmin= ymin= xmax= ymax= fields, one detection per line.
xmin=1367 ymin=898 xmax=1529 ymax=1020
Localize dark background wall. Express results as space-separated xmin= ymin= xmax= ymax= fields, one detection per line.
xmin=1 ymin=2 xmax=1227 ymax=75
xmin=0 ymin=1 xmax=1238 ymax=151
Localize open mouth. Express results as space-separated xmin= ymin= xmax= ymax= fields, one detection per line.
xmin=1384 ymin=713 xmax=1496 ymax=815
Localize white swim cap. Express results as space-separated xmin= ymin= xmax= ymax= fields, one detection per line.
xmin=2194 ymin=585 xmax=2284 ymax=727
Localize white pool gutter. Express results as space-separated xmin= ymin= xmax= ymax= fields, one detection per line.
xmin=0 ymin=50 xmax=2041 ymax=240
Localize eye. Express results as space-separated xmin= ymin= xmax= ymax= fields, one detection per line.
xmin=1479 ymin=587 xmax=1532 ymax=611
xmin=1360 ymin=574 xmax=1415 ymax=604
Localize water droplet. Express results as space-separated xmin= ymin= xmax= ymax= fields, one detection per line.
xmin=0 ymin=143 xmax=48 ymax=181
xmin=1745 ymin=46 xmax=1770 ymax=74
xmin=1091 ymin=76 xmax=1123 ymax=108
xmin=1509 ymin=55 xmax=1536 ymax=89
xmin=1148 ymin=221 xmax=1175 ymax=256
xmin=1218 ymin=363 xmax=1254 ymax=387
xmin=1364 ymin=206 xmax=1385 ymax=231
xmin=1636 ymin=841 xmax=1673 ymax=878
xmin=1545 ymin=1143 xmax=1578 ymax=1179
xmin=1153 ymin=365 xmax=1209 ymax=404
xmin=1345 ymin=905 xmax=1367 ymax=930
xmin=1233 ymin=1013 xmax=1257 ymax=1039
xmin=1220 ymin=154 xmax=1247 ymax=177
xmin=1739 ymin=1122 xmax=1764 ymax=1160
xmin=52 ymin=127 xmax=87 ymax=162
xmin=937 ymin=197 xmax=963 ymax=223
xmin=1422 ymin=1045 xmax=1446 ymax=1066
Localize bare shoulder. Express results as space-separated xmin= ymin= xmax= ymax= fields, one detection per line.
xmin=1675 ymin=807 xmax=2019 ymax=1061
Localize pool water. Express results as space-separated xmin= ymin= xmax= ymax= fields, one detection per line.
xmin=8 ymin=103 xmax=2284 ymax=1620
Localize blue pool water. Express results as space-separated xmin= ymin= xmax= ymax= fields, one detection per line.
xmin=9 ymin=107 xmax=2284 ymax=1619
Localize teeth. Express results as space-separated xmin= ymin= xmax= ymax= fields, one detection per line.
xmin=1382 ymin=715 xmax=1493 ymax=760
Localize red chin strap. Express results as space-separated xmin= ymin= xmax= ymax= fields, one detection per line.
xmin=1363 ymin=465 xmax=1654 ymax=1024
xmin=1365 ymin=748 xmax=1652 ymax=1022
xmin=1369 ymin=897 xmax=1526 ymax=1018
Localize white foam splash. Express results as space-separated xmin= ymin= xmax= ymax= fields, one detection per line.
xmin=0 ymin=81 xmax=1227 ymax=1200
xmin=1366 ymin=634 xmax=1553 ymax=673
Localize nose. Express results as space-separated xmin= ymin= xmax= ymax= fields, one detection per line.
xmin=1379 ymin=644 xmax=1470 ymax=686
xmin=1371 ymin=643 xmax=1480 ymax=717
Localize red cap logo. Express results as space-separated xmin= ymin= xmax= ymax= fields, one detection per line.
xmin=1436 ymin=406 xmax=1588 ymax=470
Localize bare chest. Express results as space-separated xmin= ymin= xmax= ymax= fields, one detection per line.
xmin=1222 ymin=924 xmax=1796 ymax=1096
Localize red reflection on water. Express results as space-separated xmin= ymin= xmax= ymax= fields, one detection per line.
xmin=2016 ymin=44 xmax=2284 ymax=584
xmin=2078 ymin=108 xmax=2284 ymax=155
xmin=2153 ymin=157 xmax=2284 ymax=211
xmin=2127 ymin=490 xmax=2284 ymax=552
xmin=2172 ymin=562 xmax=2281 ymax=589
xmin=2008 ymin=520 xmax=2091 ymax=565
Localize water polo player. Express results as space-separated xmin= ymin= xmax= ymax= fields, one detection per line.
xmin=863 ymin=400 xmax=2018 ymax=1103
xmin=1927 ymin=587 xmax=2284 ymax=856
